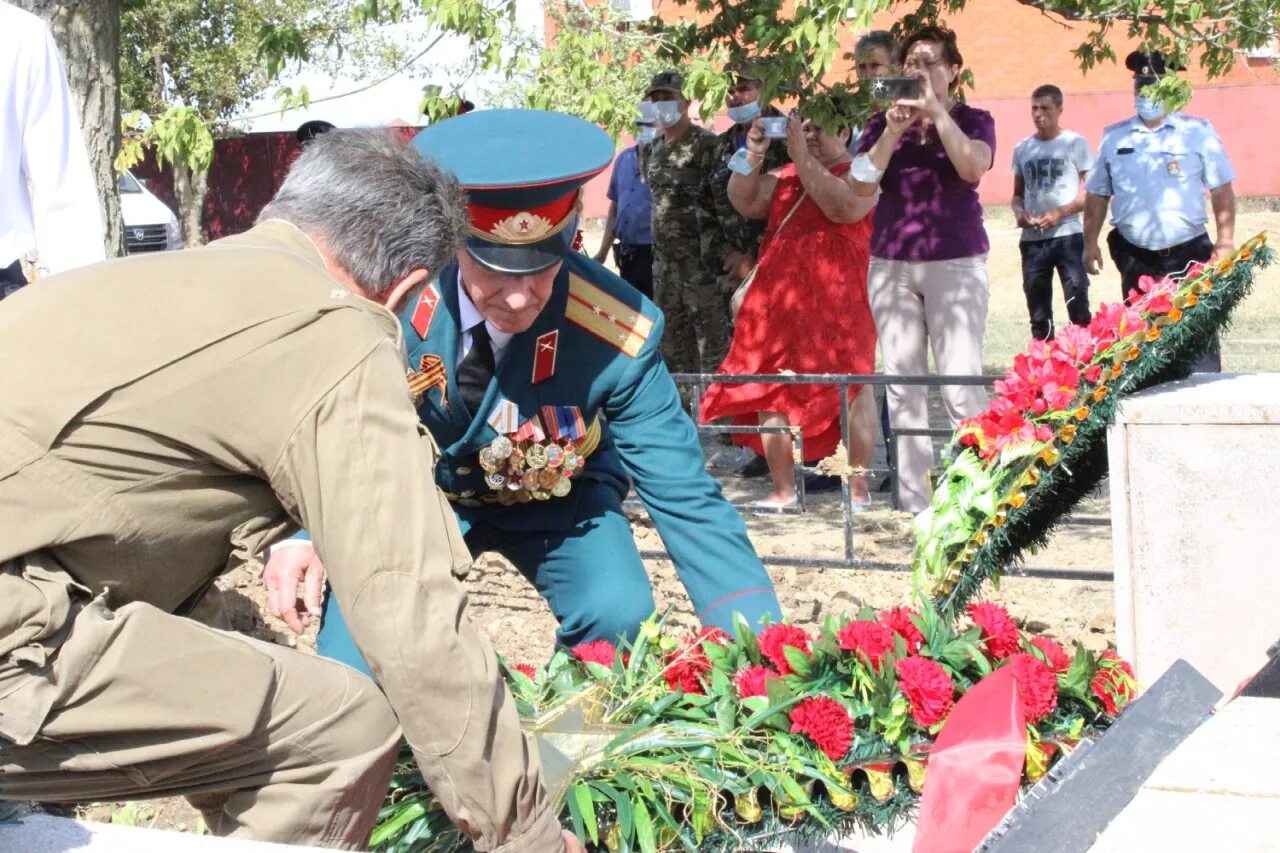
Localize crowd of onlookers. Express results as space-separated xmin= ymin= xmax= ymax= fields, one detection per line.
xmin=595 ymin=26 xmax=1239 ymax=513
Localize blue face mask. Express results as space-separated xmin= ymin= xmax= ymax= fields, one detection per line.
xmin=636 ymin=126 xmax=658 ymax=144
xmin=653 ymin=101 xmax=682 ymax=128
xmin=726 ymin=101 xmax=761 ymax=125
xmin=1135 ymin=95 xmax=1166 ymax=122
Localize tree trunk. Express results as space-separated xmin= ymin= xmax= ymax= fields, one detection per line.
xmin=15 ymin=0 xmax=125 ymax=258
xmin=171 ymin=162 xmax=209 ymax=247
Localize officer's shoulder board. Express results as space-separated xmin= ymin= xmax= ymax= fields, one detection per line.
xmin=564 ymin=273 xmax=654 ymax=358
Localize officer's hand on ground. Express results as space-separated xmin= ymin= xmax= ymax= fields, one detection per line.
xmin=1083 ymin=242 xmax=1104 ymax=275
xmin=561 ymin=829 xmax=586 ymax=852
xmin=263 ymin=541 xmax=326 ymax=634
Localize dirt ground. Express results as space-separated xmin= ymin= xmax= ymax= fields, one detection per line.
xmin=70 ymin=207 xmax=1280 ymax=834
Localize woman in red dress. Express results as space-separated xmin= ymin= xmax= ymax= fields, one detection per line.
xmin=701 ymin=112 xmax=879 ymax=508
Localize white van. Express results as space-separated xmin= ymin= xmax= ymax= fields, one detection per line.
xmin=118 ymin=171 xmax=184 ymax=253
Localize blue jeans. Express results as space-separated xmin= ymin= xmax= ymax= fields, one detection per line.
xmin=1019 ymin=233 xmax=1091 ymax=340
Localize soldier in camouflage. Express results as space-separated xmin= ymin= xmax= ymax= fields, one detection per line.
xmin=704 ymin=63 xmax=790 ymax=320
xmin=643 ymin=70 xmax=729 ymax=379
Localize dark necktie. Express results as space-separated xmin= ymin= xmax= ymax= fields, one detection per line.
xmin=458 ymin=321 xmax=495 ymax=416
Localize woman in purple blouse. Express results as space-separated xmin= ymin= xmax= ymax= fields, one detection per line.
xmin=849 ymin=25 xmax=995 ymax=514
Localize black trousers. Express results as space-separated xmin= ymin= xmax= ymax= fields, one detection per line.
xmin=1020 ymin=233 xmax=1091 ymax=340
xmin=612 ymin=242 xmax=654 ymax=301
xmin=1106 ymin=229 xmax=1220 ymax=373
xmin=0 ymin=259 xmax=27 ymax=302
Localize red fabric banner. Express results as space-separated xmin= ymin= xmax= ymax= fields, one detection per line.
xmin=912 ymin=666 xmax=1027 ymax=853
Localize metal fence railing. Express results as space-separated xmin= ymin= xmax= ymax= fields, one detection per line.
xmin=627 ymin=371 xmax=1113 ymax=583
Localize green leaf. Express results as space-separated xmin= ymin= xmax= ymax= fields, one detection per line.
xmin=633 ymin=798 xmax=657 ymax=853
xmin=565 ymin=782 xmax=587 ymax=843
xmin=783 ymin=645 xmax=813 ymax=678
xmin=573 ymin=782 xmax=598 ymax=846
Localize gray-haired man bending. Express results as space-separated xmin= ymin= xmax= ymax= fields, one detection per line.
xmin=0 ymin=129 xmax=578 ymax=852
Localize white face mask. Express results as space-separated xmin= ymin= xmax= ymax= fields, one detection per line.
xmin=1135 ymin=95 xmax=1166 ymax=122
xmin=636 ymin=126 xmax=658 ymax=144
xmin=653 ymin=101 xmax=682 ymax=128
xmin=726 ymin=100 xmax=761 ymax=125
xmin=636 ymin=100 xmax=659 ymax=123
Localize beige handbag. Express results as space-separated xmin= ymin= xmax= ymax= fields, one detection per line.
xmin=730 ymin=190 xmax=808 ymax=318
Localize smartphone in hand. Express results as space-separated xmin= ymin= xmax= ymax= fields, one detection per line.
xmin=871 ymin=77 xmax=921 ymax=102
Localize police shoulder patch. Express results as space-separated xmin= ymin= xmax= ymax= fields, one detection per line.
xmin=564 ymin=274 xmax=654 ymax=358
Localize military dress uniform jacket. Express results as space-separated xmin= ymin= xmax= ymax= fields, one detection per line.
xmin=0 ymin=221 xmax=561 ymax=851
xmin=403 ymin=252 xmax=780 ymax=628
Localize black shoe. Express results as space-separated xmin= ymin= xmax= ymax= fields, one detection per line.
xmin=803 ymin=472 xmax=842 ymax=493
xmin=736 ymin=455 xmax=770 ymax=478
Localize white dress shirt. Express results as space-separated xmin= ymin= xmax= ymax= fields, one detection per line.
xmin=457 ymin=274 xmax=513 ymax=366
xmin=1 ymin=3 xmax=106 ymax=273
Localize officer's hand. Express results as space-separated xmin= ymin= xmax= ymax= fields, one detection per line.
xmin=1083 ymin=242 xmax=1104 ymax=275
xmin=593 ymin=245 xmax=611 ymax=264
xmin=263 ymin=541 xmax=326 ymax=635
xmin=561 ymin=829 xmax=586 ymax=852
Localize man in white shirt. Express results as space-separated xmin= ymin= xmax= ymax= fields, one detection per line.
xmin=1012 ymin=83 xmax=1094 ymax=340
xmin=1083 ymin=50 xmax=1236 ymax=372
xmin=0 ymin=1 xmax=105 ymax=299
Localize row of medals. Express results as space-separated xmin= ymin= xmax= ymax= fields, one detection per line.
xmin=478 ymin=434 xmax=583 ymax=503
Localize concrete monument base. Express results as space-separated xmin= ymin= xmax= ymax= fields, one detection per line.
xmin=1109 ymin=372 xmax=1280 ymax=695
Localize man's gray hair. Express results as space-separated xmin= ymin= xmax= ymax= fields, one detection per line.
xmin=855 ymin=30 xmax=900 ymax=64
xmin=259 ymin=128 xmax=468 ymax=295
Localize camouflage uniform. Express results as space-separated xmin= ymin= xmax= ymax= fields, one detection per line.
xmin=704 ymin=123 xmax=790 ymax=316
xmin=645 ymin=124 xmax=728 ymax=376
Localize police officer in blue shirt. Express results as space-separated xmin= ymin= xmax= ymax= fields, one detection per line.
xmin=593 ymin=120 xmax=656 ymax=299
xmin=1083 ymin=50 xmax=1237 ymax=371
xmin=268 ymin=110 xmax=782 ymax=674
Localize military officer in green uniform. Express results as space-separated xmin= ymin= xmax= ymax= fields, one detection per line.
xmin=268 ymin=110 xmax=781 ymax=673
xmin=643 ymin=70 xmax=730 ymax=378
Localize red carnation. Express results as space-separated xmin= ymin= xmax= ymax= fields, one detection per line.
xmin=1091 ymin=651 xmax=1137 ymax=715
xmin=734 ymin=665 xmax=780 ymax=698
xmin=1030 ymin=636 xmax=1070 ymax=673
xmin=693 ymin=626 xmax=732 ymax=646
xmin=878 ymin=607 xmax=924 ymax=653
xmin=1007 ymin=652 xmax=1059 ymax=723
xmin=895 ymin=655 xmax=955 ymax=728
xmin=511 ymin=663 xmax=538 ymax=681
xmin=788 ymin=696 xmax=854 ymax=761
xmin=757 ymin=624 xmax=812 ymax=675
xmin=663 ymin=634 xmax=714 ymax=694
xmin=571 ymin=639 xmax=618 ymax=667
xmin=968 ymin=602 xmax=1022 ymax=660
xmin=836 ymin=620 xmax=895 ymax=670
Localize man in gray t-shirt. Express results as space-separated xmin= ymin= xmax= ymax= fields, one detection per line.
xmin=1012 ymin=84 xmax=1094 ymax=340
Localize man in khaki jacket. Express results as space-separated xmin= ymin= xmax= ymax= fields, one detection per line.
xmin=0 ymin=130 xmax=575 ymax=852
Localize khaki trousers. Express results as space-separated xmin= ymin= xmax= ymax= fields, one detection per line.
xmin=868 ymin=255 xmax=990 ymax=514
xmin=0 ymin=566 xmax=401 ymax=850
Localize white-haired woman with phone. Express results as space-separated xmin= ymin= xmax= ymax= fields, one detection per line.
xmin=848 ymin=25 xmax=996 ymax=515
